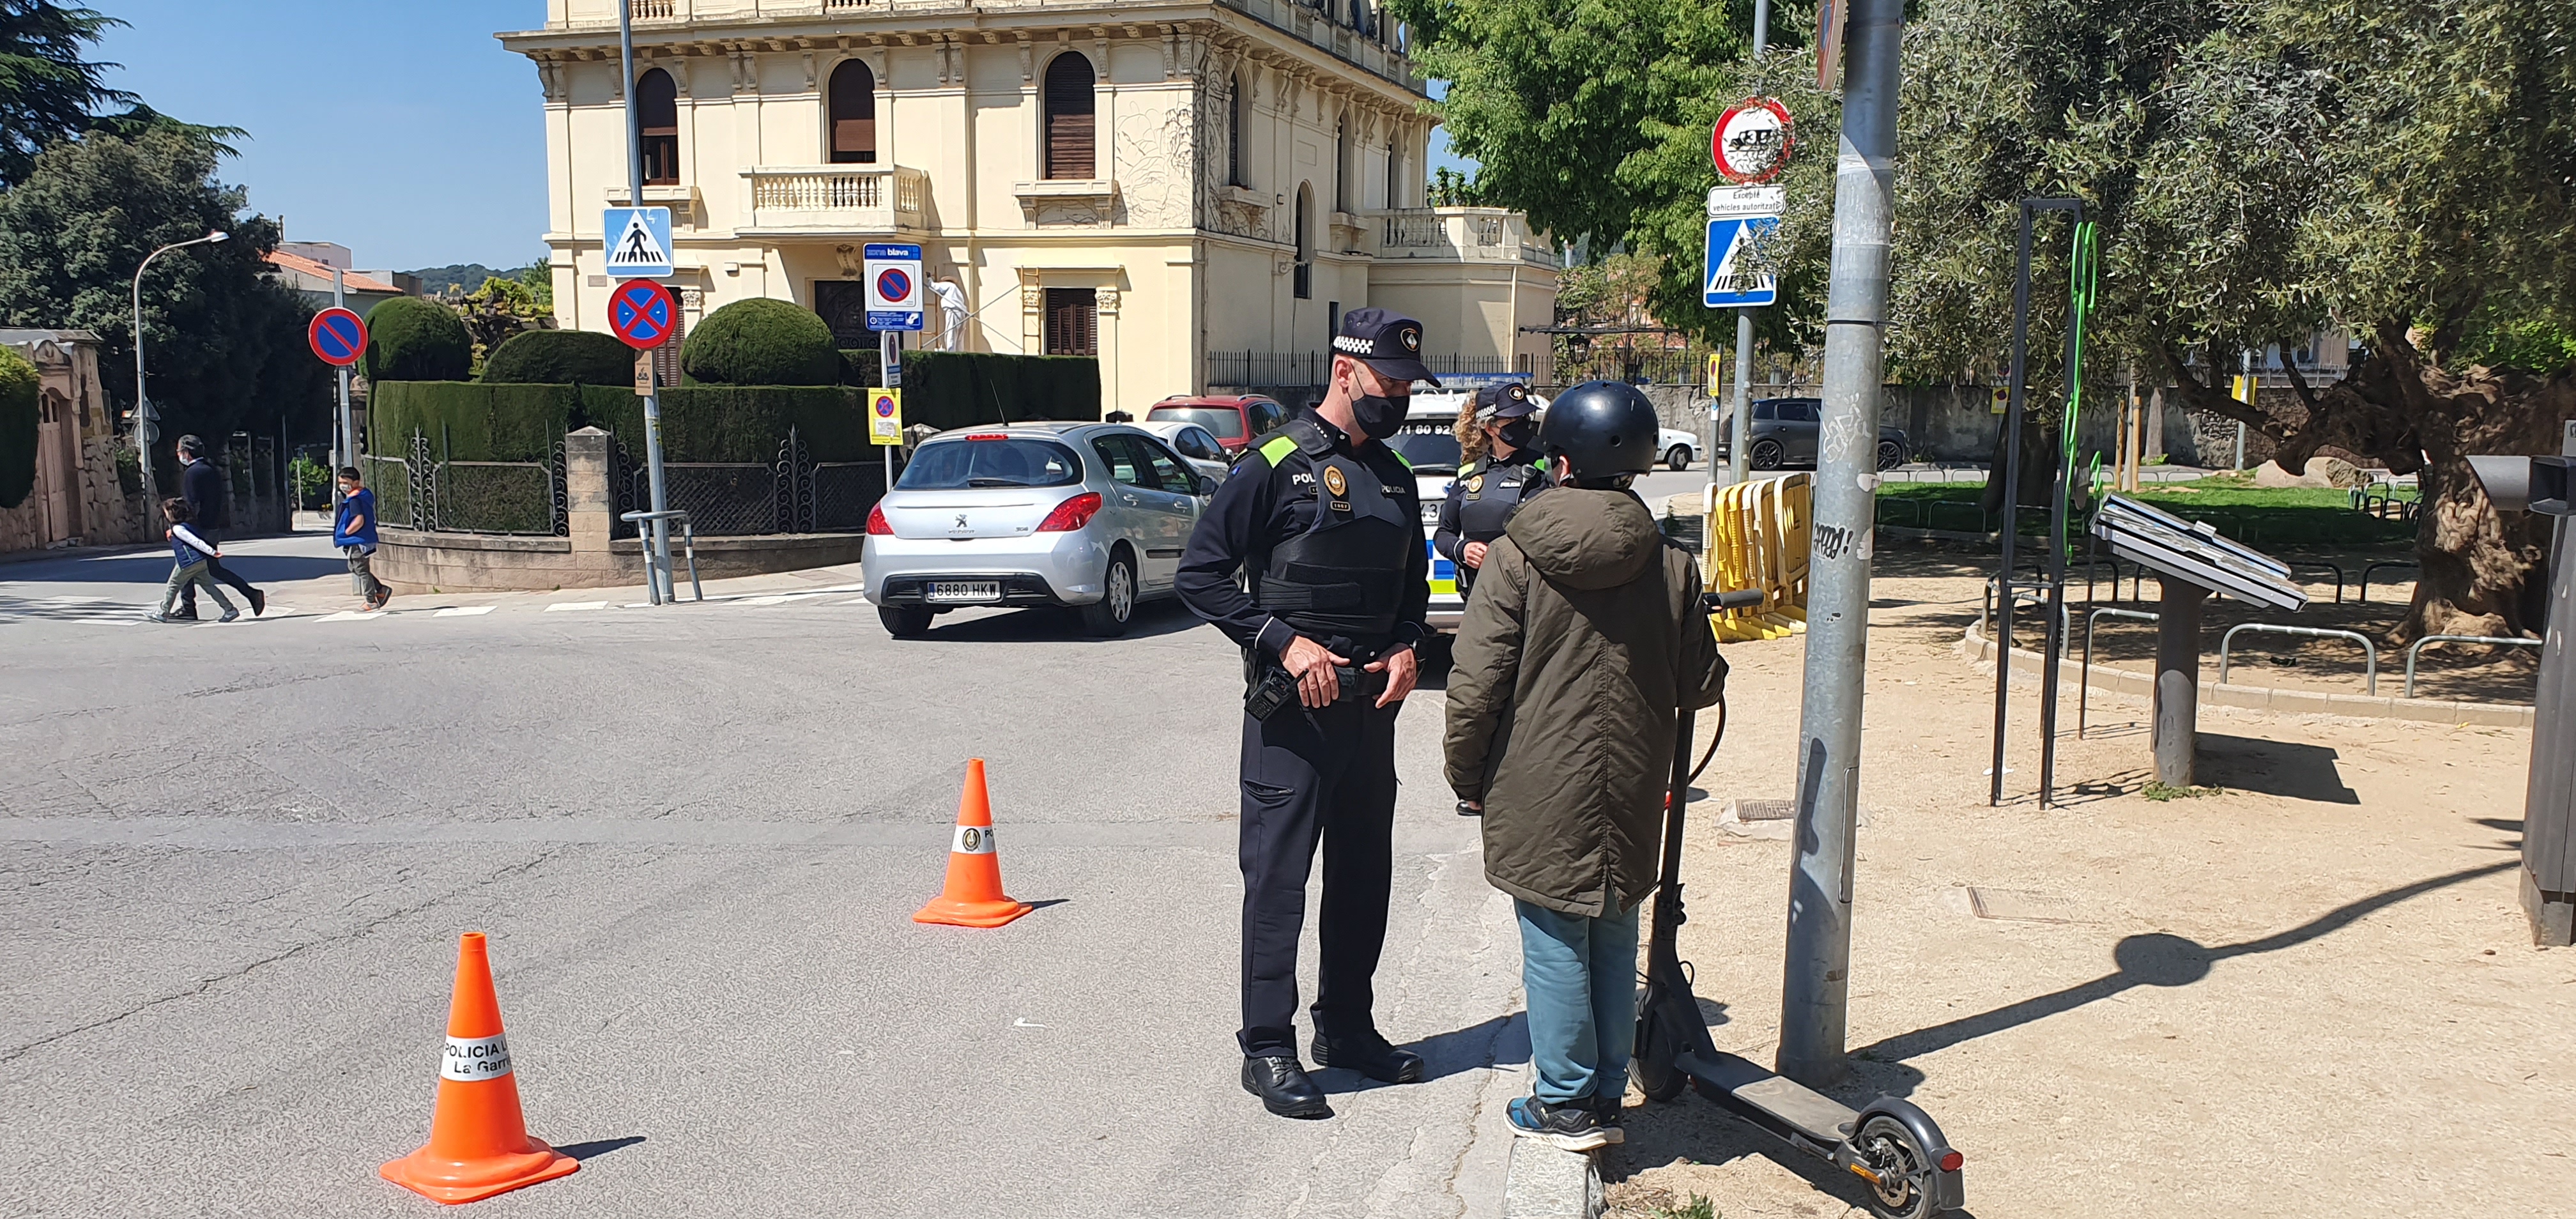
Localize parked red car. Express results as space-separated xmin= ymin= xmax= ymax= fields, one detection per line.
xmin=1143 ymin=395 xmax=1291 ymax=457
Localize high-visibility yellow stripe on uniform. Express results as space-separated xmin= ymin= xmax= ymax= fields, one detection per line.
xmin=1259 ymin=435 xmax=1298 ymax=466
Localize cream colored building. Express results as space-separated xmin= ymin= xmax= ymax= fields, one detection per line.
xmin=499 ymin=0 xmax=1556 ymax=411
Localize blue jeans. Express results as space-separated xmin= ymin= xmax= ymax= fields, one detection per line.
xmin=1515 ymin=896 xmax=1643 ymax=1105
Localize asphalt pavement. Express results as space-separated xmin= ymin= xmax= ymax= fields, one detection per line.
xmin=0 ymin=541 xmax=1533 ymax=1218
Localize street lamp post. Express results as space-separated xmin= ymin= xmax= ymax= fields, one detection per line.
xmin=131 ymin=229 xmax=230 ymax=511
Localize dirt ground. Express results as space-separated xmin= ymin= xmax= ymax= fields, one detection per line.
xmin=1602 ymin=549 xmax=2573 ymax=1219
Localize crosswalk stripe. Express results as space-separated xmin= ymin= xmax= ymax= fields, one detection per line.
xmin=434 ymin=606 xmax=496 ymax=617
xmin=545 ymin=601 xmax=610 ymax=613
xmin=316 ymin=611 xmax=385 ymax=622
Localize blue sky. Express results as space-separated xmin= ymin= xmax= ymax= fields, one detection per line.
xmin=89 ymin=2 xmax=1466 ymax=273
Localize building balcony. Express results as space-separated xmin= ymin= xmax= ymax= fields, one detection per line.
xmin=737 ymin=165 xmax=928 ymax=238
xmin=1373 ymin=208 xmax=1556 ymax=268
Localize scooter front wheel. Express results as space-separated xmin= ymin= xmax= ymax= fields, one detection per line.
xmin=1851 ymin=1114 xmax=1938 ymax=1219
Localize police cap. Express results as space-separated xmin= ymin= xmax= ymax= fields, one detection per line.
xmin=1330 ymin=307 xmax=1441 ymax=387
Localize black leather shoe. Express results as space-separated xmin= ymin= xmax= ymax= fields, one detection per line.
xmin=1311 ymin=1032 xmax=1425 ymax=1084
xmin=247 ymin=589 xmax=266 ymax=617
xmin=1241 ymin=1055 xmax=1331 ymax=1119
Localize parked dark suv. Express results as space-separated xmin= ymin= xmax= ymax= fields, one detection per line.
xmin=1715 ymin=397 xmax=1912 ymax=471
xmin=1143 ymin=395 xmax=1291 ymax=457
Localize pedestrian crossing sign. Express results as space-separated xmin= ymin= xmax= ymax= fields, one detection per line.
xmin=602 ymin=207 xmax=674 ymax=278
xmin=1702 ymin=216 xmax=1779 ymax=308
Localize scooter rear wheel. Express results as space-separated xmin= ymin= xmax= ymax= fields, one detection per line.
xmin=1627 ymin=995 xmax=1690 ymax=1102
xmin=1852 ymin=1114 xmax=1937 ymax=1219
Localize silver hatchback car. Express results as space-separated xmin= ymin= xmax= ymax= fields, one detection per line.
xmin=862 ymin=422 xmax=1215 ymax=638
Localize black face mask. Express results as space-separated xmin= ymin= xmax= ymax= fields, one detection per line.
xmin=1495 ymin=418 xmax=1538 ymax=452
xmin=1349 ymin=390 xmax=1408 ymax=438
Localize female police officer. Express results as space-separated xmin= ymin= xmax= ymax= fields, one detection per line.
xmin=1433 ymin=384 xmax=1551 ymax=599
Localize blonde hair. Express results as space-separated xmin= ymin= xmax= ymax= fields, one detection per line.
xmin=1455 ymin=397 xmax=1489 ymax=466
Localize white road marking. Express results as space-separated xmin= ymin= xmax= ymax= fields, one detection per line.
xmin=545 ymin=601 xmax=609 ymax=613
xmin=75 ymin=616 xmax=146 ymax=625
xmin=841 ymin=597 xmax=874 ymax=606
xmin=316 ymin=611 xmax=385 ymax=622
xmin=434 ymin=606 xmax=496 ymax=617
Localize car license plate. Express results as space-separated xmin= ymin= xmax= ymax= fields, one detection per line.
xmin=927 ymin=580 xmax=1002 ymax=603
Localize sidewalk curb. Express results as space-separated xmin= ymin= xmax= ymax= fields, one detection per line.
xmin=1501 ymin=1136 xmax=1603 ymax=1219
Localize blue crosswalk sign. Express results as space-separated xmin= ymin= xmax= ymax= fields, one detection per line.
xmin=1703 ymin=217 xmax=1779 ymax=307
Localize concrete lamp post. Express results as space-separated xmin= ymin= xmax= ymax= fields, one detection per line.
xmin=130 ymin=229 xmax=231 ymax=514
xmin=2467 ymin=432 xmax=2576 ymax=945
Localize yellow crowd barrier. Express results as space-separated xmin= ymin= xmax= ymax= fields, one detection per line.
xmin=1702 ymin=473 xmax=1812 ymax=642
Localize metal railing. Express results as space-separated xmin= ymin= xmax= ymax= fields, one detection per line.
xmin=2218 ymin=622 xmax=2379 ymax=695
xmin=2078 ymin=608 xmax=2159 ymax=738
xmin=2359 ymin=560 xmax=2418 ymax=604
xmin=2403 ymin=634 xmax=2542 ymax=699
xmin=608 ymin=427 xmax=880 ymax=539
xmin=644 ymin=464 xmax=778 ymax=536
xmin=622 ymin=510 xmax=702 ymax=606
xmin=370 ymin=434 xmax=567 ymax=537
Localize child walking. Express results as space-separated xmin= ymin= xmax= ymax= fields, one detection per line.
xmin=150 ymin=497 xmax=240 ymax=623
xmin=334 ymin=466 xmax=390 ymax=610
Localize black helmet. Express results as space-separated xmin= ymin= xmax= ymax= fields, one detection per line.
xmin=1535 ymin=381 xmax=1659 ymax=481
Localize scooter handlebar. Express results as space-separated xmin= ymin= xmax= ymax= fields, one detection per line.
xmin=1705 ymin=588 xmax=1766 ymax=610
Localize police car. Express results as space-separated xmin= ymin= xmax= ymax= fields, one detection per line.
xmin=1383 ymin=392 xmax=1487 ymax=631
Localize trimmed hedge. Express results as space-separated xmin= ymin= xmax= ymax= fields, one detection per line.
xmin=369 ymin=381 xmax=579 ymax=463
xmin=681 ymin=298 xmax=839 ymax=387
xmin=578 ymin=385 xmax=873 ymax=463
xmin=0 ymin=346 xmax=36 ymax=510
xmin=364 ymin=296 xmax=473 ymax=383
xmin=899 ymin=351 xmax=1100 ymax=431
xmin=482 ymin=329 xmax=635 ymax=387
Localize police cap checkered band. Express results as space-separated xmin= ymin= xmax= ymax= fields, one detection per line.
xmin=1331 ymin=307 xmax=1440 ymax=387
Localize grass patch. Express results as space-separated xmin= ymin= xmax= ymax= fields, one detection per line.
xmin=1650 ymin=1197 xmax=1718 ymax=1219
xmin=1875 ymin=476 xmax=2414 ymax=548
xmin=2141 ymin=781 xmax=2224 ymax=802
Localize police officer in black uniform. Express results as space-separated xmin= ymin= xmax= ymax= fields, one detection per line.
xmin=1433 ymin=383 xmax=1551 ymax=599
xmin=1177 ymin=307 xmax=1436 ymax=1119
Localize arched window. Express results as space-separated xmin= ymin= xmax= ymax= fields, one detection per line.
xmin=1384 ymin=140 xmax=1400 ymax=208
xmin=1227 ymin=73 xmax=1245 ymax=187
xmin=637 ymin=68 xmax=679 ymax=186
xmin=1043 ymin=53 xmax=1096 ymax=180
xmin=1293 ymin=185 xmax=1314 ymax=300
xmin=1335 ymin=117 xmax=1353 ymax=212
xmin=828 ymin=59 xmax=877 ymax=165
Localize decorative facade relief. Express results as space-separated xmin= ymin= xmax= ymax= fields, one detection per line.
xmin=1114 ymin=106 xmax=1194 ymax=229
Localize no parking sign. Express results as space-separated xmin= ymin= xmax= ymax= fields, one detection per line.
xmin=869 ymin=388 xmax=904 ymax=445
xmin=862 ymin=244 xmax=924 ymax=332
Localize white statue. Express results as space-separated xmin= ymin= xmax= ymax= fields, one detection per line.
xmin=931 ymin=279 xmax=969 ymax=352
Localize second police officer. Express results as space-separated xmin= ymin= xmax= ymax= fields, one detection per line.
xmin=1176 ymin=307 xmax=1436 ymax=1121
xmin=1433 ymin=383 xmax=1551 ymax=600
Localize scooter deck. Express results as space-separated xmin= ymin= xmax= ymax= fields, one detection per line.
xmin=1678 ymin=1050 xmax=1859 ymax=1147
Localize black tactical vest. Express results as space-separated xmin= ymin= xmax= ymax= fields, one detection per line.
xmin=1452 ymin=456 xmax=1549 ymax=594
xmin=1252 ymin=418 xmax=1414 ymax=640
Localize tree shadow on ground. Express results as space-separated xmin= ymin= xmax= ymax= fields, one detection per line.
xmin=901 ymin=599 xmax=1209 ymax=643
xmin=1847 ymin=859 xmax=2515 ymax=1087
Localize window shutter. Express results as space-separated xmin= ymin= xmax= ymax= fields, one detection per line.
xmin=1044 ymin=288 xmax=1098 ymax=356
xmin=829 ymin=61 xmax=877 ymax=165
xmin=1043 ymin=56 xmax=1096 ymax=180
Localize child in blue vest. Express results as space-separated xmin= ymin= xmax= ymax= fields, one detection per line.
xmin=334 ymin=466 xmax=390 ymax=610
xmin=150 ymin=497 xmax=239 ymax=623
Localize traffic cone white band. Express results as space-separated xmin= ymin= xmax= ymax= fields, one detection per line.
xmin=953 ymin=825 xmax=996 ymax=855
xmin=441 ymin=1033 xmax=514 ymax=1082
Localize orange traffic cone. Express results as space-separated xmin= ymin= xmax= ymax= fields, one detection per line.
xmin=913 ymin=758 xmax=1032 ymax=928
xmin=379 ymin=932 xmax=580 ymax=1204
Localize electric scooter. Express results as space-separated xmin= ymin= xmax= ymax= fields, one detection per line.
xmin=1626 ymin=589 xmax=1966 ymax=1219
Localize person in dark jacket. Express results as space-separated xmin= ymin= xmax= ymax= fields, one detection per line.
xmin=1432 ymin=383 xmax=1550 ymax=599
xmin=1443 ymin=381 xmax=1728 ymax=1152
xmin=172 ymin=435 xmax=264 ymax=618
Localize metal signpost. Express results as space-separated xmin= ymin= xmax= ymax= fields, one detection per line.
xmin=1986 ymin=198 xmax=2085 ymax=808
xmin=307 ymin=302 xmax=367 ymax=509
xmin=615 ymin=0 xmax=677 ymax=601
xmin=1777 ymin=0 xmax=1901 ymax=1092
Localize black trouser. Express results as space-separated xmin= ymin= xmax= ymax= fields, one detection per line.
xmin=177 ymin=530 xmax=258 ymax=613
xmin=1237 ymin=670 xmax=1400 ymax=1057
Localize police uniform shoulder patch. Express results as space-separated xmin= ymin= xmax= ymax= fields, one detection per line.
xmin=1257 ymin=434 xmax=1299 ymax=467
xmin=1321 ymin=465 xmax=1347 ymax=496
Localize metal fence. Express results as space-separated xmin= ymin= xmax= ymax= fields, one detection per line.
xmin=367 ymin=433 xmax=567 ymax=537
xmin=610 ymin=426 xmax=885 ymax=538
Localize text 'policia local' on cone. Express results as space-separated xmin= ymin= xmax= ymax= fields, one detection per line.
xmin=914 ymin=758 xmax=1032 ymax=928
xmin=379 ymin=932 xmax=579 ymax=1204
